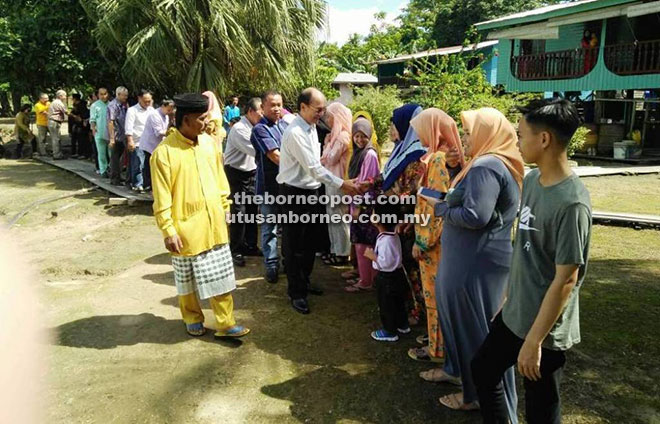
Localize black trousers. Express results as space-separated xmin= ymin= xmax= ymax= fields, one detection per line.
xmin=110 ymin=139 xmax=126 ymax=184
xmin=225 ymin=165 xmax=258 ymax=253
xmin=143 ymin=151 xmax=152 ymax=189
xmin=316 ymin=184 xmax=331 ymax=254
xmin=472 ymin=313 xmax=566 ymax=424
xmin=375 ymin=268 xmax=409 ymax=333
xmin=280 ymin=183 xmax=322 ymax=299
xmin=71 ymin=127 xmax=91 ymax=157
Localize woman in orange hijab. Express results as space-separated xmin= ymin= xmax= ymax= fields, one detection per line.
xmin=419 ymin=108 xmax=523 ymax=419
xmin=407 ymin=108 xmax=463 ymax=365
xmin=202 ymin=91 xmax=227 ymax=154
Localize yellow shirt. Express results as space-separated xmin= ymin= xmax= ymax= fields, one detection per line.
xmin=151 ymin=129 xmax=232 ymax=257
xmin=34 ymin=101 xmax=50 ymax=127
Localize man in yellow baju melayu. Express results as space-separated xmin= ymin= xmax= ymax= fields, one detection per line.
xmin=150 ymin=93 xmax=249 ymax=339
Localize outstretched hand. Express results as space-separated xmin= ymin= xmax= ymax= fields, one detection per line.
xmin=341 ymin=179 xmax=361 ymax=196
xmin=358 ymin=180 xmax=372 ymax=194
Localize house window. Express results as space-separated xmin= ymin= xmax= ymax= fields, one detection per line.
xmin=604 ymin=15 xmax=660 ymax=76
xmin=520 ymin=39 xmax=546 ymax=56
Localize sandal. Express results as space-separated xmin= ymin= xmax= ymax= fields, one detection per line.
xmin=408 ymin=346 xmax=444 ymax=363
xmin=214 ymin=325 xmax=250 ymax=339
xmin=185 ymin=322 xmax=206 ymax=337
xmin=322 ymin=253 xmax=336 ymax=265
xmin=341 ymin=269 xmax=359 ymax=279
xmin=329 ymin=255 xmax=349 ymax=265
xmin=439 ymin=392 xmax=480 ymax=411
xmin=344 ymin=278 xmax=360 ymax=286
xmin=416 ymin=334 xmax=429 ymax=345
xmin=419 ymin=368 xmax=462 ymax=385
xmin=344 ymin=281 xmax=373 ymax=293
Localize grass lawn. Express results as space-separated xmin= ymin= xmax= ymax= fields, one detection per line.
xmin=581 ymin=174 xmax=660 ymax=216
xmin=565 ymin=225 xmax=660 ymax=423
xmin=1 ymin=159 xmax=658 ymax=423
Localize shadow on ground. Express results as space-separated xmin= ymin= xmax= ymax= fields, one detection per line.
xmin=54 ymin=313 xmax=203 ymax=349
xmin=261 ymin=366 xmax=482 ymax=424
xmin=561 ymin=258 xmax=660 ymax=424
xmin=53 ymin=312 xmax=246 ymax=350
xmin=47 ymin=238 xmax=660 ymax=423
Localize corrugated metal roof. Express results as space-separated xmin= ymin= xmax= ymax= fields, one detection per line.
xmin=476 ymin=0 xmax=638 ymax=30
xmin=332 ymin=73 xmax=378 ymax=84
xmin=374 ymin=40 xmax=499 ymax=65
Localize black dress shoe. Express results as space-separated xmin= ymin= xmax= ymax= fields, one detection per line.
xmin=291 ymin=298 xmax=310 ymax=314
xmin=305 ymin=277 xmax=323 ymax=295
xmin=307 ymin=283 xmax=324 ymax=296
xmin=232 ymin=253 xmax=246 ymax=267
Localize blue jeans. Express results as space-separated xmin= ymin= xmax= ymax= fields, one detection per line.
xmin=129 ymin=147 xmax=145 ymax=188
xmin=259 ymin=202 xmax=279 ymax=271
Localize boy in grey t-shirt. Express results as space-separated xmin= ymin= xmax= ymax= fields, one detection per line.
xmin=472 ymin=98 xmax=592 ymax=424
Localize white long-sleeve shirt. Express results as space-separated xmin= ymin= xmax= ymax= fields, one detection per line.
xmin=276 ymin=115 xmax=343 ymax=190
xmin=125 ymin=103 xmax=153 ymax=145
xmin=224 ymin=116 xmax=256 ymax=172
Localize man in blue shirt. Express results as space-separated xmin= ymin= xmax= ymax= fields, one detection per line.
xmin=223 ymin=96 xmax=240 ymax=133
xmin=250 ymin=91 xmax=287 ymax=284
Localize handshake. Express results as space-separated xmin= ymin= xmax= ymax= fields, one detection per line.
xmin=340 ymin=179 xmax=373 ymax=196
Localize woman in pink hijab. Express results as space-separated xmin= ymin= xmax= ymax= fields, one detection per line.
xmin=320 ymin=102 xmax=353 ymax=264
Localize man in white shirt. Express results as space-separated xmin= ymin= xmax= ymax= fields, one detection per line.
xmin=224 ymin=97 xmax=263 ymax=266
xmin=125 ymin=89 xmax=154 ymax=191
xmin=47 ymin=90 xmax=68 ymax=160
xmin=277 ymin=87 xmax=361 ymax=314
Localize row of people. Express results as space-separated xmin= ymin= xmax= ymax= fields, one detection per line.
xmin=72 ymin=85 xmax=588 ymax=424
xmin=16 ymin=88 xmax=242 ymax=193
xmin=368 ymin=98 xmax=591 ymax=424
xmin=219 ymin=89 xmax=591 ymax=423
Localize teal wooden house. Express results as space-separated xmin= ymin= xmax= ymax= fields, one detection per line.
xmin=476 ymin=0 xmax=660 ymax=159
xmin=375 ymin=40 xmax=499 ymax=87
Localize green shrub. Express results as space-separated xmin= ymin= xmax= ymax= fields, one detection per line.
xmin=569 ymin=126 xmax=589 ymax=157
xmin=406 ymin=53 xmax=538 ymax=125
xmin=348 ymin=85 xmax=402 ymax=145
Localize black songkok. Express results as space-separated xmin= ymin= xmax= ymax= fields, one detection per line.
xmin=173 ymin=93 xmax=209 ymax=115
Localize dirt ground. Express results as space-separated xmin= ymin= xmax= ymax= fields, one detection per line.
xmin=1 ymin=159 xmax=659 ymax=424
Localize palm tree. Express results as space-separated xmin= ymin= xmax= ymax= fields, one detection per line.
xmin=83 ymin=0 xmax=326 ymax=97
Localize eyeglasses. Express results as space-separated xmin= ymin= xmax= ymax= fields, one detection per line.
xmin=308 ymin=104 xmax=326 ymax=115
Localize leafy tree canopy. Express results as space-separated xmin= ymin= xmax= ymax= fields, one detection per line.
xmin=83 ymin=0 xmax=327 ymax=100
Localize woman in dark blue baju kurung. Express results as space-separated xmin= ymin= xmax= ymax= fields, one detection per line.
xmin=419 ymin=108 xmax=525 ymax=421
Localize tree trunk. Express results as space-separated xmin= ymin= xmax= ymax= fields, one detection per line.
xmin=0 ymin=92 xmax=12 ymax=117
xmin=11 ymin=91 xmax=22 ymax=114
